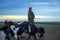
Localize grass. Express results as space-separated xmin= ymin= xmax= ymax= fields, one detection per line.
xmin=35 ymin=23 xmax=60 ymax=30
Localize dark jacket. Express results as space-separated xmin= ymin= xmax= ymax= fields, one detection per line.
xmin=28 ymin=12 xmax=35 ymax=24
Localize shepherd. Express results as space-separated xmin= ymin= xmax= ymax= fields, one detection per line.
xmin=28 ymin=7 xmax=35 ymax=25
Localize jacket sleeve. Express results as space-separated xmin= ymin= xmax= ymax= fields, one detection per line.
xmin=32 ymin=12 xmax=35 ymax=19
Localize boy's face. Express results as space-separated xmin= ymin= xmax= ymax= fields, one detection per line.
xmin=29 ymin=8 xmax=32 ymax=12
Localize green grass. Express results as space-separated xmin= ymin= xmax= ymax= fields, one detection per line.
xmin=45 ymin=24 xmax=60 ymax=30
xmin=35 ymin=23 xmax=60 ymax=30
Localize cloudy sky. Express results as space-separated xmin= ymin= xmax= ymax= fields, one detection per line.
xmin=0 ymin=0 xmax=60 ymax=22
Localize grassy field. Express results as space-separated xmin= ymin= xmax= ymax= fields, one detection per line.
xmin=0 ymin=22 xmax=60 ymax=40
xmin=35 ymin=23 xmax=60 ymax=30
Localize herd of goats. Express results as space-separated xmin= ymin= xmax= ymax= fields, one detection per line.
xmin=0 ymin=20 xmax=45 ymax=40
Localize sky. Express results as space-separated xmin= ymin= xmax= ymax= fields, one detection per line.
xmin=0 ymin=0 xmax=60 ymax=22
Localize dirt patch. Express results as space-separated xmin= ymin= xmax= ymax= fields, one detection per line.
xmin=44 ymin=28 xmax=60 ymax=40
